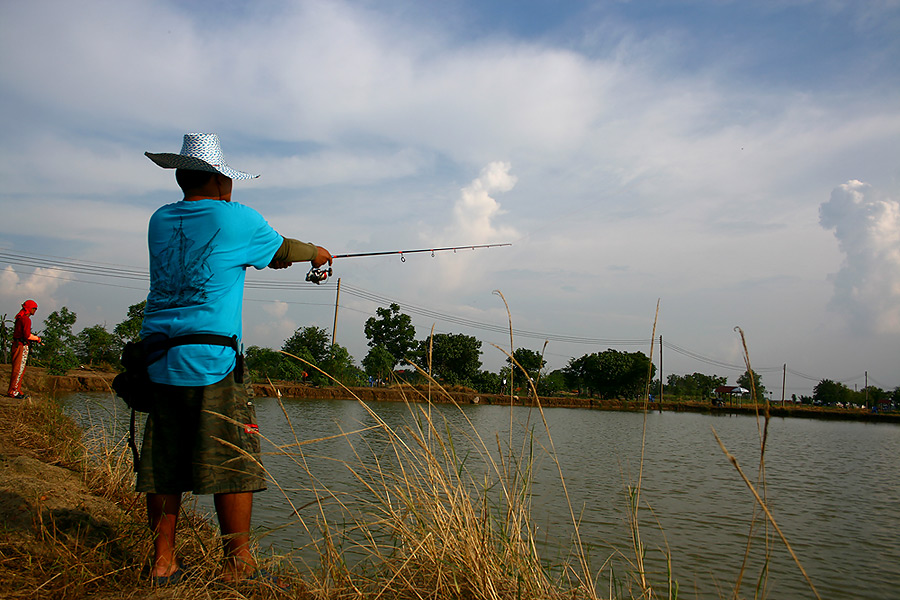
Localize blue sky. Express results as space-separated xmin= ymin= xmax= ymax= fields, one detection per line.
xmin=1 ymin=0 xmax=899 ymax=396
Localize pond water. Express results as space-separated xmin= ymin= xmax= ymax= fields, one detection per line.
xmin=63 ymin=393 xmax=900 ymax=599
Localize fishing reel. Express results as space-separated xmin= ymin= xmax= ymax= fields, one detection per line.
xmin=306 ymin=266 xmax=333 ymax=285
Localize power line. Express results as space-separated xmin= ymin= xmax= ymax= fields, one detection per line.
xmin=0 ymin=247 xmax=889 ymax=387
xmin=0 ymin=249 xmax=149 ymax=282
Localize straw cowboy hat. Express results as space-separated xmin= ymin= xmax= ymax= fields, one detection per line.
xmin=145 ymin=133 xmax=258 ymax=180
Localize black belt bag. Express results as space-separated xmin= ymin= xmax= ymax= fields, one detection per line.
xmin=112 ymin=333 xmax=242 ymax=413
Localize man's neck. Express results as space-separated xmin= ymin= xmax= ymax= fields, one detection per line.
xmin=182 ymin=174 xmax=233 ymax=202
xmin=183 ymin=194 xmax=229 ymax=202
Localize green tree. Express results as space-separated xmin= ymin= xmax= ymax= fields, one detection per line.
xmin=245 ymin=345 xmax=287 ymax=381
xmin=75 ymin=324 xmax=118 ymax=367
xmin=282 ymin=326 xmax=331 ymax=365
xmin=737 ymin=370 xmax=766 ymax=397
xmin=563 ymin=349 xmax=654 ymax=399
xmin=418 ymin=333 xmax=482 ymax=385
xmin=279 ymin=328 xmax=322 ymax=383
xmin=0 ymin=313 xmax=11 ymax=363
xmin=537 ymin=369 xmax=567 ymax=396
xmin=280 ymin=327 xmax=357 ymax=386
xmin=362 ymin=345 xmax=395 ymax=382
xmin=813 ymin=379 xmax=851 ymax=405
xmin=666 ymin=372 xmax=727 ymax=399
xmin=320 ymin=343 xmax=358 ymax=385
xmin=32 ymin=307 xmax=78 ymax=375
xmin=114 ymin=300 xmax=146 ymax=343
xmin=597 ymin=349 xmax=653 ymax=399
xmin=364 ymin=303 xmax=416 ymax=368
xmin=562 ymin=353 xmax=600 ymax=395
xmin=472 ymin=369 xmax=502 ymax=394
xmin=507 ymin=347 xmax=545 ymax=384
xmin=861 ymin=386 xmax=886 ymax=408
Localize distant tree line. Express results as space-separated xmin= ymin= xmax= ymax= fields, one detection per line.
xmin=5 ymin=301 xmax=898 ymax=406
xmin=662 ymin=370 xmax=765 ymax=399
xmin=659 ymin=369 xmax=899 ymax=409
xmin=803 ymin=379 xmax=899 ymax=409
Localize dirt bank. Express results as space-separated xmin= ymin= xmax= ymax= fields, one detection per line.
xmin=0 ymin=392 xmax=147 ymax=599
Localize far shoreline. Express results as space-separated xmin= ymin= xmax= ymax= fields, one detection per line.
xmin=6 ymin=365 xmax=899 ymax=425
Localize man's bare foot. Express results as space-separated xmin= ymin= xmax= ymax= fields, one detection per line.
xmin=149 ymin=559 xmax=183 ymax=586
xmin=150 ymin=557 xmax=180 ymax=578
xmin=221 ymin=555 xmax=257 ymax=583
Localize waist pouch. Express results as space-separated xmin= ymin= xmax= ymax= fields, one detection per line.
xmin=112 ymin=333 xmax=242 ymax=412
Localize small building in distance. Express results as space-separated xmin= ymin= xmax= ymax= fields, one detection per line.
xmin=712 ymin=385 xmax=750 ymax=406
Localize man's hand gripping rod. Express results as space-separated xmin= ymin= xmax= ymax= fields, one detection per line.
xmin=305 ymin=243 xmax=512 ymax=284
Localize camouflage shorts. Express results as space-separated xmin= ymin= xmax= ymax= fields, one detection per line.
xmin=136 ymin=367 xmax=267 ymax=495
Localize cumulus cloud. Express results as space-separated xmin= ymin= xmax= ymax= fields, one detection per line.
xmin=0 ymin=266 xmax=73 ymax=312
xmin=251 ymin=300 xmax=297 ymax=344
xmin=263 ymin=300 xmax=290 ymax=319
xmin=405 ymin=161 xmax=520 ymax=291
xmin=449 ymin=161 xmax=519 ymax=242
xmin=819 ymin=180 xmax=900 ymax=333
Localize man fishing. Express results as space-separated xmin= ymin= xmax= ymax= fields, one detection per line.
xmin=140 ymin=133 xmax=331 ymax=585
xmin=7 ymin=299 xmax=41 ymax=399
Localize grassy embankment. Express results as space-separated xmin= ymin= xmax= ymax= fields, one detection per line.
xmin=2 ymin=383 xmax=636 ymax=599
xmin=0 ymin=323 xmax=823 ymax=599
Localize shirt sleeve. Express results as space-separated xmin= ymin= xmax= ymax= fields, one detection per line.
xmin=239 ymin=205 xmax=285 ymax=269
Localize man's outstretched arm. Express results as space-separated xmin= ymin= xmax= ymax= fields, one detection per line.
xmin=269 ymin=237 xmax=332 ymax=269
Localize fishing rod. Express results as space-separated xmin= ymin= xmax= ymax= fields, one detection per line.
xmin=305 ymin=242 xmax=512 ymax=284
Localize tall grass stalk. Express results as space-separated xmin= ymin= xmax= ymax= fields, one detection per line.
xmin=627 ymin=299 xmax=661 ymax=599
xmin=276 ymin=333 xmax=603 ymax=598
xmin=711 ymin=327 xmax=821 ymax=600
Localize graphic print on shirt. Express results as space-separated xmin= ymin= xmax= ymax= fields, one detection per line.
xmin=149 ymin=218 xmax=221 ymax=310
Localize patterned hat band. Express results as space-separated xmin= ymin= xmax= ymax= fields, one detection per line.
xmin=145 ymin=133 xmax=259 ymax=180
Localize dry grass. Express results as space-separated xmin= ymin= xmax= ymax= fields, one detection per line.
xmin=268 ymin=351 xmax=590 ymax=599
xmin=710 ymin=328 xmax=821 ymax=600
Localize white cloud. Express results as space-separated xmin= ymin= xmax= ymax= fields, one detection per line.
xmin=450 ymin=161 xmax=519 ymax=242
xmin=249 ymin=300 xmax=298 ymax=345
xmin=0 ymin=197 xmax=153 ymax=244
xmin=401 ymin=162 xmax=521 ymax=291
xmin=258 ymin=148 xmax=431 ymax=189
xmin=819 ymin=180 xmax=900 ymax=333
xmin=0 ymin=266 xmax=73 ymax=313
xmin=251 ymin=318 xmax=298 ymax=345
xmin=263 ymin=300 xmax=290 ymax=319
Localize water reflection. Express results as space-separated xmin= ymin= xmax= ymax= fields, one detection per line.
xmin=63 ymin=393 xmax=900 ymax=600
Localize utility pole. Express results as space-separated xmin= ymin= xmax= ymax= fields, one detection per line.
xmin=865 ymin=370 xmax=868 ymax=408
xmin=659 ymin=335 xmax=663 ymax=403
xmin=331 ymin=277 xmax=341 ymax=349
xmin=782 ymin=363 xmax=786 ymax=406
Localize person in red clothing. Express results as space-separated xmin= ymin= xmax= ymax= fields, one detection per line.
xmin=7 ymin=299 xmax=42 ymax=399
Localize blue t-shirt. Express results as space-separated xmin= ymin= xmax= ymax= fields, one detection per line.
xmin=141 ymin=199 xmax=283 ymax=386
